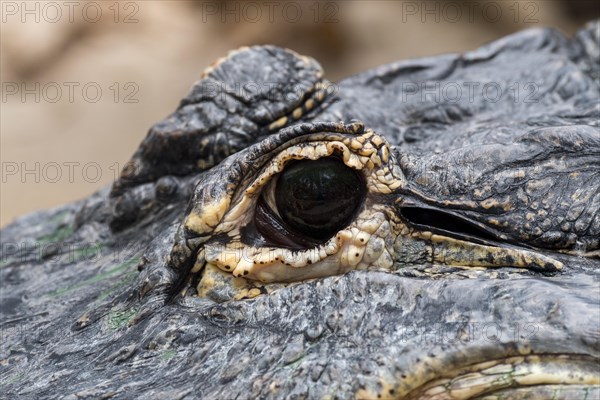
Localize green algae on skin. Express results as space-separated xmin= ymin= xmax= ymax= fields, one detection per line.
xmin=36 ymin=211 xmax=75 ymax=244
xmin=107 ymin=306 xmax=139 ymax=331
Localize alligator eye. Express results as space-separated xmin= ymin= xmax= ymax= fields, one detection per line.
xmin=273 ymin=157 xmax=365 ymax=241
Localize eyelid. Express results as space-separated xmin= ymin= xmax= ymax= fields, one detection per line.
xmin=244 ymin=138 xmax=376 ymax=200
xmin=254 ymin=195 xmax=322 ymax=249
xmin=260 ymin=174 xmax=281 ymax=219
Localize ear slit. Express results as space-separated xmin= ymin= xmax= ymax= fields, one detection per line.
xmin=400 ymin=207 xmax=498 ymax=242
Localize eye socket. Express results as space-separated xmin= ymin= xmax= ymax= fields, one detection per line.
xmin=255 ymin=157 xmax=365 ymax=246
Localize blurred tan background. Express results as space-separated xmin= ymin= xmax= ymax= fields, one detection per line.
xmin=1 ymin=0 xmax=598 ymax=227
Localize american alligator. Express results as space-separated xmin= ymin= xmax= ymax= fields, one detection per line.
xmin=1 ymin=22 xmax=599 ymax=399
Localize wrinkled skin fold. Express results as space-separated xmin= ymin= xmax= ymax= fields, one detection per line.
xmin=1 ymin=22 xmax=599 ymax=399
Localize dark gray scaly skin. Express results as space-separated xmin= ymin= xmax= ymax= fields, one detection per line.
xmin=1 ymin=23 xmax=599 ymax=399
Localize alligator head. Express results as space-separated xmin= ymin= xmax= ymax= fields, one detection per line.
xmin=1 ymin=23 xmax=599 ymax=399
xmin=168 ymin=119 xmax=598 ymax=296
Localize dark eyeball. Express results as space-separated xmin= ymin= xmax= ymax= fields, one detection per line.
xmin=275 ymin=157 xmax=365 ymax=240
